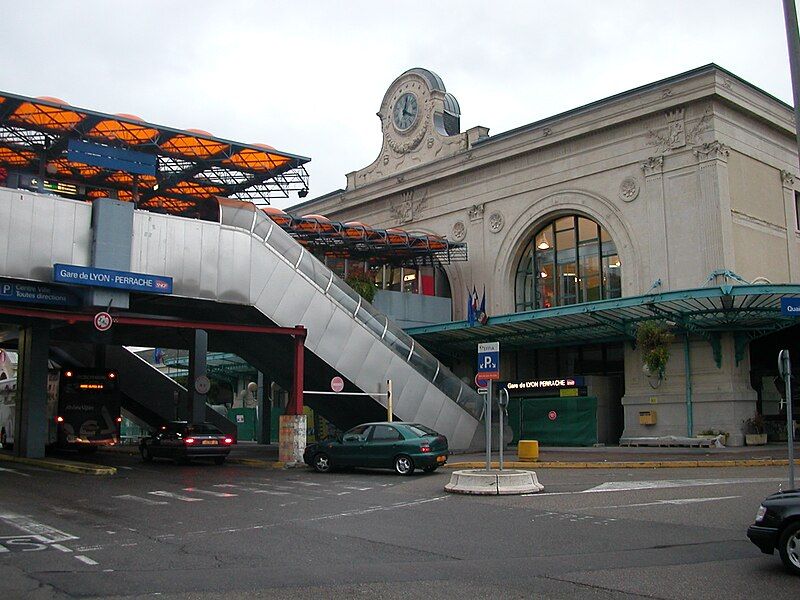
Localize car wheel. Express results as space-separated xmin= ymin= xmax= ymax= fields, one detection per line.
xmin=778 ymin=521 xmax=800 ymax=576
xmin=213 ymin=456 xmax=226 ymax=465
xmin=140 ymin=445 xmax=153 ymax=462
xmin=313 ymin=452 xmax=332 ymax=473
xmin=394 ymin=454 xmax=414 ymax=476
xmin=423 ymin=465 xmax=438 ymax=473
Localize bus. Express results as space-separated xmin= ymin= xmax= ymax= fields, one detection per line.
xmin=0 ymin=368 xmax=121 ymax=450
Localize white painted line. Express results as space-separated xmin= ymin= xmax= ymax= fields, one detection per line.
xmin=148 ymin=491 xmax=203 ymax=502
xmin=113 ymin=494 xmax=168 ymax=506
xmin=74 ymin=555 xmax=99 ymax=566
xmin=342 ymin=486 xmax=372 ymax=491
xmin=213 ymin=484 xmax=288 ymax=495
xmin=523 ymin=477 xmax=784 ymax=497
xmin=50 ymin=544 xmax=73 ymax=553
xmin=292 ymin=481 xmax=321 ymax=487
xmin=587 ymin=495 xmax=741 ymax=510
xmin=0 ymin=467 xmax=31 ymax=477
xmin=182 ymin=487 xmax=238 ymax=498
xmin=0 ymin=512 xmax=78 ymax=542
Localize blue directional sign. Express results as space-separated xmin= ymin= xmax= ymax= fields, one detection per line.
xmin=53 ymin=264 xmax=173 ymax=295
xmin=477 ymin=341 xmax=500 ymax=380
xmin=781 ymin=297 xmax=800 ymax=316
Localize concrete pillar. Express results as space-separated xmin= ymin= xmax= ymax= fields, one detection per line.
xmin=13 ymin=322 xmax=50 ymax=458
xmin=187 ymin=329 xmax=207 ymax=425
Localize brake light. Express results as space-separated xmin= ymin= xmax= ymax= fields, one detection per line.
xmin=184 ymin=437 xmax=195 ymax=445
xmin=420 ymin=443 xmax=431 ymax=453
xmin=223 ymin=437 xmax=233 ymax=445
xmin=64 ymin=370 xmax=73 ymax=378
xmin=116 ymin=416 xmax=123 ymax=423
xmin=108 ymin=371 xmax=116 ymax=379
xmin=56 ymin=416 xmax=64 ymax=423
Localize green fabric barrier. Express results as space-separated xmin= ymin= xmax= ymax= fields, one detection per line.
xmin=520 ymin=396 xmax=597 ymax=446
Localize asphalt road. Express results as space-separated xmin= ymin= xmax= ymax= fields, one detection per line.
xmin=0 ymin=451 xmax=797 ymax=599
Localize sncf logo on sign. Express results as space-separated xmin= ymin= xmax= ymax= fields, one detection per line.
xmin=781 ymin=297 xmax=800 ymax=316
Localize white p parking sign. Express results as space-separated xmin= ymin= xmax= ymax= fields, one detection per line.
xmin=477 ymin=341 xmax=500 ymax=380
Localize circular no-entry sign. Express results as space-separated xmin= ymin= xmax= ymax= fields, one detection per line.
xmin=548 ymin=410 xmax=558 ymax=421
xmin=331 ymin=376 xmax=344 ymax=393
xmin=474 ymin=373 xmax=489 ymax=389
xmin=93 ymin=311 xmax=113 ymax=332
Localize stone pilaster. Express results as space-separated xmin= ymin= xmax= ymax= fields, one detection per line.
xmin=693 ymin=141 xmax=733 ymax=275
xmin=780 ymin=170 xmax=800 ymax=280
xmin=640 ymin=155 xmax=669 ymax=290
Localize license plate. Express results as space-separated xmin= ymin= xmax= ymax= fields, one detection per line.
xmin=202 ymin=440 xmax=218 ymax=445
xmin=436 ymin=455 xmax=446 ymax=462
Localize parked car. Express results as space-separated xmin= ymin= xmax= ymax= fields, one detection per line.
xmin=140 ymin=421 xmax=233 ymax=465
xmin=303 ymin=422 xmax=448 ymax=475
xmin=747 ymin=487 xmax=800 ymax=575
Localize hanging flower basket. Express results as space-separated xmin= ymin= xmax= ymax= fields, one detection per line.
xmin=636 ymin=320 xmax=675 ymax=381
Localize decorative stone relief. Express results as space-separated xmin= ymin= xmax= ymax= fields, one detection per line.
xmin=693 ymin=140 xmax=729 ymax=161
xmin=640 ymin=155 xmax=664 ymax=176
xmin=618 ymin=177 xmax=640 ymax=202
xmin=488 ymin=211 xmax=505 ymax=233
xmin=781 ymin=170 xmax=795 ymax=187
xmin=542 ymin=127 xmax=552 ymax=137
xmin=468 ymin=203 xmax=485 ymax=221
xmin=685 ymin=106 xmax=712 ymax=145
xmin=389 ymin=189 xmax=428 ymax=224
xmin=452 ymin=220 xmax=466 ymax=241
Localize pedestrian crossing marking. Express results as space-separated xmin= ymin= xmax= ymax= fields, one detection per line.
xmin=148 ymin=491 xmax=203 ymax=502
xmin=114 ymin=495 xmax=168 ymax=505
xmin=182 ymin=487 xmax=237 ymax=498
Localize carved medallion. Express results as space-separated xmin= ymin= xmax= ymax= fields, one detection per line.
xmin=488 ymin=212 xmax=505 ymax=233
xmin=619 ymin=177 xmax=640 ymax=202
xmin=452 ymin=221 xmax=466 ymax=241
xmin=468 ymin=204 xmax=485 ymax=221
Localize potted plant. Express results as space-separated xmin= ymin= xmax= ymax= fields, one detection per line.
xmin=636 ymin=321 xmax=675 ymax=383
xmin=743 ymin=413 xmax=767 ymax=446
xmin=345 ymin=266 xmax=376 ymax=303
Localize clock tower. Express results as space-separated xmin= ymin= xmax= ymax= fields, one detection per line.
xmin=347 ymin=68 xmax=488 ymax=189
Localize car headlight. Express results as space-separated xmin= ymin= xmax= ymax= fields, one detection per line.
xmin=755 ymin=505 xmax=767 ymax=523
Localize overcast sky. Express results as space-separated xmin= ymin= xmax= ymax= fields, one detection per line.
xmin=0 ymin=1 xmax=795 ymax=208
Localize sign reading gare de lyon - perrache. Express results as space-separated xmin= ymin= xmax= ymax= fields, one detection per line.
xmin=54 ymin=264 xmax=173 ymax=295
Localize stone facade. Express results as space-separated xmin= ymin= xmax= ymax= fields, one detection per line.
xmin=290 ymin=66 xmax=799 ymax=445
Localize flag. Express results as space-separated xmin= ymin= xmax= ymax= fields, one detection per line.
xmin=477 ymin=286 xmax=488 ymax=325
xmin=153 ymin=347 xmax=165 ymax=364
xmin=466 ymin=287 xmax=476 ymax=326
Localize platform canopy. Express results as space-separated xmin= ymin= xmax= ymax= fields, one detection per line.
xmin=0 ymin=91 xmax=310 ymax=217
xmin=407 ymin=285 xmax=800 ymax=364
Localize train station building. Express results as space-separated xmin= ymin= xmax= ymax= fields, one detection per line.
xmin=290 ymin=65 xmax=800 ymax=447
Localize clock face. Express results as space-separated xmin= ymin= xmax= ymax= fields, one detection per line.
xmin=392 ymin=92 xmax=418 ymax=132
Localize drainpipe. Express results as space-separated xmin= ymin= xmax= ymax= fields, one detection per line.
xmin=684 ymin=332 xmax=693 ymax=437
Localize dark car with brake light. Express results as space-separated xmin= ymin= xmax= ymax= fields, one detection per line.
xmin=140 ymin=421 xmax=234 ymax=465
xmin=747 ymin=487 xmax=800 ymax=575
xmin=303 ymin=421 xmax=448 ymax=475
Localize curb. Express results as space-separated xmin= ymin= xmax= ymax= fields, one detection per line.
xmin=0 ymin=453 xmax=116 ymax=475
xmin=228 ymin=458 xmax=286 ymax=468
xmin=445 ymin=459 xmax=800 ymax=470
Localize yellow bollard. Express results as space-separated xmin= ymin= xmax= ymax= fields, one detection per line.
xmin=518 ymin=440 xmax=539 ymax=461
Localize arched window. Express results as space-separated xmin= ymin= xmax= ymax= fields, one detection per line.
xmin=515 ymin=215 xmax=621 ymax=311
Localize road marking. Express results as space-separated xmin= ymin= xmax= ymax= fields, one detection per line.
xmin=50 ymin=544 xmax=73 ymax=553
xmin=523 ymin=477 xmax=784 ymax=496
xmin=0 ymin=467 xmax=31 ymax=477
xmin=74 ymin=555 xmax=99 ymax=565
xmin=342 ymin=486 xmax=372 ymax=491
xmin=587 ymin=495 xmax=741 ymax=510
xmin=182 ymin=487 xmax=238 ymax=498
xmin=113 ymin=495 xmax=168 ymax=505
xmin=213 ymin=484 xmax=289 ymax=495
xmin=0 ymin=513 xmax=78 ymax=542
xmin=148 ymin=491 xmax=203 ymax=502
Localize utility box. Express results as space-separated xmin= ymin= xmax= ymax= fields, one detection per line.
xmin=639 ymin=410 xmax=657 ymax=425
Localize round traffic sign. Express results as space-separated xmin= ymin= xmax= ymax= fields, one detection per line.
xmin=474 ymin=373 xmax=488 ymax=389
xmin=548 ymin=410 xmax=557 ymax=421
xmin=93 ymin=311 xmax=113 ymax=332
xmin=194 ymin=375 xmax=211 ymax=395
xmin=331 ymin=376 xmax=344 ymax=393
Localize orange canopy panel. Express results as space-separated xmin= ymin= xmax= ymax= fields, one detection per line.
xmin=168 ymin=180 xmax=224 ymax=198
xmin=47 ymin=159 xmax=102 ymax=178
xmin=139 ymin=196 xmax=197 ymax=213
xmin=342 ymin=221 xmax=374 ymax=240
xmin=0 ymin=147 xmax=37 ymax=167
xmin=296 ymin=214 xmax=337 ymax=234
xmin=106 ymin=171 xmax=157 ymax=186
xmin=261 ymin=206 xmax=292 ymax=227
xmin=89 ymin=115 xmax=159 ymax=144
xmin=386 ymin=228 xmax=410 ymax=245
xmin=10 ymin=98 xmax=84 ymax=132
xmin=223 ymin=147 xmax=291 ymax=172
xmin=161 ymin=131 xmax=229 ymax=159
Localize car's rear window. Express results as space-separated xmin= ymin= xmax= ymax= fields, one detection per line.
xmin=186 ymin=423 xmax=222 ymax=434
xmin=406 ymin=424 xmax=438 ymax=437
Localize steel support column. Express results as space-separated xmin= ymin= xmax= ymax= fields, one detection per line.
xmin=257 ymin=371 xmax=272 ymax=444
xmin=289 ymin=328 xmax=305 ymax=416
xmin=188 ymin=329 xmax=208 ymax=425
xmin=13 ymin=321 xmax=50 ymax=458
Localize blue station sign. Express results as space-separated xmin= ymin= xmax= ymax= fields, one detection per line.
xmin=53 ymin=264 xmax=173 ymax=295
xmin=0 ymin=278 xmax=80 ymax=306
xmin=477 ymin=341 xmax=500 ymax=380
xmin=781 ymin=297 xmax=800 ymax=316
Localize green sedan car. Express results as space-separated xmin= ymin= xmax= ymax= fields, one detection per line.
xmin=303 ymin=422 xmax=449 ymax=475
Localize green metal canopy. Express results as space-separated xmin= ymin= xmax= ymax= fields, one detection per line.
xmin=406 ymin=284 xmax=800 ymax=364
